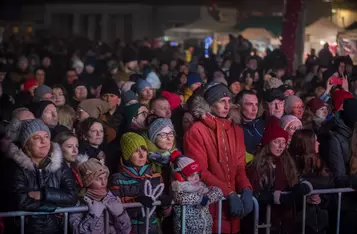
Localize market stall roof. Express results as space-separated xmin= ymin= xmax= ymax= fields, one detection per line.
xmin=240 ymin=28 xmax=275 ymax=41
xmin=235 ymin=16 xmax=283 ymax=36
xmin=166 ymin=18 xmax=236 ymax=34
xmin=338 ymin=29 xmax=357 ymax=40
xmin=305 ymin=17 xmax=343 ymax=40
xmin=346 ymin=21 xmax=357 ymax=30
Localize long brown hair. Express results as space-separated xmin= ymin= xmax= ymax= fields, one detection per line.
xmin=251 ymin=145 xmax=298 ymax=189
xmin=349 ymin=123 xmax=357 ymax=174
xmin=289 ymin=129 xmax=327 ymax=176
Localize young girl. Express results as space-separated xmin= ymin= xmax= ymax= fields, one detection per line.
xmin=170 ymin=151 xmax=223 ymax=234
xmin=69 ymin=158 xmax=131 ymax=234
xmin=110 ymin=132 xmax=172 ymax=234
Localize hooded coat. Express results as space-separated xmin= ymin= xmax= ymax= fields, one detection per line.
xmin=8 ymin=143 xmax=78 ymax=234
xmin=172 ymin=181 xmax=223 ymax=234
xmin=183 ymin=95 xmax=252 ymax=234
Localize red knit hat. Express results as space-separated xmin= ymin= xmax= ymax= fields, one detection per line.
xmin=23 ymin=78 xmax=38 ymax=92
xmin=161 ymin=91 xmax=181 ymax=110
xmin=261 ymin=121 xmax=288 ymax=146
xmin=170 ymin=150 xmax=201 ymax=180
xmin=307 ymin=97 xmax=327 ymax=113
xmin=332 ymin=90 xmax=354 ymax=111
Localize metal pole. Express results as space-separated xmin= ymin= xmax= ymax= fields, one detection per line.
xmin=336 ymin=192 xmax=342 ymax=234
xmin=145 ymin=207 xmax=150 ymax=234
xmin=218 ymin=200 xmax=222 ymax=234
xmin=265 ymin=205 xmax=271 ymax=234
xmin=252 ymin=197 xmax=259 ymax=234
xmin=64 ymin=212 xmax=68 ymax=234
xmin=302 ymin=195 xmax=307 ymax=234
xmin=181 ymin=205 xmax=186 ymax=234
xmin=104 ymin=209 xmax=110 ymax=234
xmin=20 ymin=216 xmax=25 ymax=234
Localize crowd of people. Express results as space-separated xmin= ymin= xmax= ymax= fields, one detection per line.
xmin=0 ymin=34 xmax=356 ymax=234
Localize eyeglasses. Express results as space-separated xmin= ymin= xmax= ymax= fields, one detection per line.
xmin=287 ymin=125 xmax=302 ymax=131
xmin=157 ymin=131 xmax=175 ymax=139
xmin=292 ymin=105 xmax=305 ymax=110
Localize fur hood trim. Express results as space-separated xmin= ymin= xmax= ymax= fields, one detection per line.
xmin=8 ymin=142 xmax=63 ymax=172
xmin=171 ymin=181 xmax=208 ymax=193
xmin=76 ymin=154 xmax=89 ymax=166
xmin=189 ymin=95 xmax=210 ymax=120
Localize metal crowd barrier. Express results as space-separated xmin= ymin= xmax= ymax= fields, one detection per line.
xmin=0 ymin=197 xmax=261 ymax=234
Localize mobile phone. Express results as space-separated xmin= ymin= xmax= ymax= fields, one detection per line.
xmin=329 ymin=77 xmax=343 ymax=85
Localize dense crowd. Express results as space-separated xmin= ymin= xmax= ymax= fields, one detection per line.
xmin=0 ymin=35 xmax=356 ymax=234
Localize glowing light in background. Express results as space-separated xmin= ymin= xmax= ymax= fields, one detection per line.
xmin=204 ymin=36 xmax=213 ymax=58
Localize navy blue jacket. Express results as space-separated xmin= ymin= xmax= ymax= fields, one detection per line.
xmin=241 ymin=118 xmax=265 ymax=154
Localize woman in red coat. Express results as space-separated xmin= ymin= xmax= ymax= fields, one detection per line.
xmin=184 ymin=83 xmax=253 ymax=234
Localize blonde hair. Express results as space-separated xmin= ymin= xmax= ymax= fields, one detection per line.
xmin=58 ymin=105 xmax=76 ymax=130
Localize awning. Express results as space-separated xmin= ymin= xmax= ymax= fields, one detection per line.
xmin=236 ymin=16 xmax=283 ymax=36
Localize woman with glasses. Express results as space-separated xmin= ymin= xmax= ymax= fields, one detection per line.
xmin=280 ymin=115 xmax=303 ymax=145
xmin=285 ymin=95 xmax=305 ymax=120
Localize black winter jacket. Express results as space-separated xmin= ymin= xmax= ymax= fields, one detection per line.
xmin=8 ymin=143 xmax=78 ymax=234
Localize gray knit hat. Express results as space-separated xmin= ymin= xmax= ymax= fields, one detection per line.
xmin=19 ymin=119 xmax=51 ymax=147
xmin=284 ymin=95 xmax=303 ymax=114
xmin=122 ymin=90 xmax=138 ymax=105
xmin=34 ymin=85 xmax=52 ymax=102
xmin=148 ymin=118 xmax=174 ymax=142
xmin=204 ymin=82 xmax=232 ymax=106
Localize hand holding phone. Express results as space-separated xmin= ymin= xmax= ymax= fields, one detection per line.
xmin=329 ymin=77 xmax=343 ymax=85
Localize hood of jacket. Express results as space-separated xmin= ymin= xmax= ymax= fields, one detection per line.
xmin=332 ymin=114 xmax=352 ymax=139
xmin=188 ymin=94 xmax=211 ymax=120
xmin=8 ymin=142 xmax=63 ymax=172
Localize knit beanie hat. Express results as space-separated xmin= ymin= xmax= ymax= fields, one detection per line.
xmin=120 ymin=132 xmax=147 ymax=161
xmin=34 ymin=85 xmax=52 ymax=102
xmin=136 ymin=79 xmax=152 ymax=94
xmin=72 ymin=59 xmax=84 ymax=69
xmin=170 ymin=150 xmax=201 ymax=179
xmin=72 ymin=80 xmax=87 ymax=90
xmin=100 ymin=78 xmax=120 ymax=97
xmin=261 ymin=121 xmax=288 ymax=146
xmin=340 ymin=98 xmax=357 ymax=129
xmin=19 ymin=119 xmax=51 ymax=148
xmin=122 ymin=47 xmax=138 ymax=64
xmin=284 ymin=95 xmax=303 ymax=114
xmin=161 ymin=91 xmax=181 ymax=110
xmin=122 ymin=91 xmax=138 ymax=105
xmin=332 ymin=90 xmax=354 ymax=111
xmin=187 ymin=73 xmax=202 ymax=87
xmin=130 ymin=73 xmax=143 ymax=83
xmin=307 ymin=98 xmax=327 ymax=113
xmin=78 ymin=99 xmax=111 ymax=118
xmin=28 ymin=100 xmax=54 ymax=118
xmin=280 ymin=115 xmax=302 ymax=130
xmin=23 ymin=79 xmax=38 ymax=92
xmin=78 ymin=158 xmax=109 ymax=187
xmin=204 ymin=82 xmax=232 ymax=106
xmin=123 ymin=103 xmax=143 ymax=124
xmin=148 ymin=118 xmax=174 ymax=142
xmin=146 ymin=72 xmax=161 ymax=89
xmin=121 ymin=81 xmax=136 ymax=92
xmin=263 ymin=77 xmax=284 ymax=91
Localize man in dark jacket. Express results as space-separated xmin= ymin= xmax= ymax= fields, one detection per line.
xmin=100 ymin=78 xmax=124 ymax=131
xmin=236 ymin=90 xmax=264 ymax=154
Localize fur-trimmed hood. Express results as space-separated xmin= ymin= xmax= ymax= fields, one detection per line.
xmin=188 ymin=95 xmax=210 ymax=120
xmin=7 ymin=142 xmax=63 ymax=172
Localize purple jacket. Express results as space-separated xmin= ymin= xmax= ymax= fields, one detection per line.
xmin=70 ymin=192 xmax=131 ymax=234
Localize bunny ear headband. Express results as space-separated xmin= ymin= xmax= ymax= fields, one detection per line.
xmin=141 ymin=180 xmax=164 ymax=218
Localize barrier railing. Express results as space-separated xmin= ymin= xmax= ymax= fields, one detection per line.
xmin=0 ymin=197 xmax=261 ymax=234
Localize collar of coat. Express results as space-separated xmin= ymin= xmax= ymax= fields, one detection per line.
xmin=7 ymin=142 xmax=63 ymax=172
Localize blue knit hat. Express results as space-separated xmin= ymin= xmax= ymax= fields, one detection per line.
xmin=136 ymin=79 xmax=152 ymax=94
xmin=148 ymin=118 xmax=174 ymax=142
xmin=19 ymin=119 xmax=51 ymax=148
xmin=187 ymin=73 xmax=202 ymax=87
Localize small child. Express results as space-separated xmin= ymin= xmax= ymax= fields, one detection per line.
xmin=170 ymin=151 xmax=223 ymax=234
xmin=69 ymin=158 xmax=131 ymax=234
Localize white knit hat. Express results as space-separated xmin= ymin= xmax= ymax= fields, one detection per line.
xmin=170 ymin=151 xmax=201 ymax=179
xmin=280 ymin=115 xmax=302 ymax=130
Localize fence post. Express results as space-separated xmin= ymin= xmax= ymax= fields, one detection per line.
xmin=336 ymin=192 xmax=342 ymax=234
xmin=63 ymin=212 xmax=68 ymax=234
xmin=252 ymin=197 xmax=259 ymax=234
xmin=181 ymin=205 xmax=186 ymax=234
xmin=217 ymin=200 xmax=222 ymax=234
xmin=20 ymin=216 xmax=25 ymax=234
xmin=265 ymin=205 xmax=271 ymax=234
xmin=302 ymin=195 xmax=307 ymax=234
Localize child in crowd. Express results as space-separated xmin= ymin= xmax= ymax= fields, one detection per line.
xmin=70 ymin=158 xmax=131 ymax=234
xmin=170 ymin=151 xmax=223 ymax=234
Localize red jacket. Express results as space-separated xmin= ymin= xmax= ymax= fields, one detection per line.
xmin=184 ymin=113 xmax=252 ymax=233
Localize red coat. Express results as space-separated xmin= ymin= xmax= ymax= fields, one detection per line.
xmin=184 ymin=113 xmax=252 ymax=234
